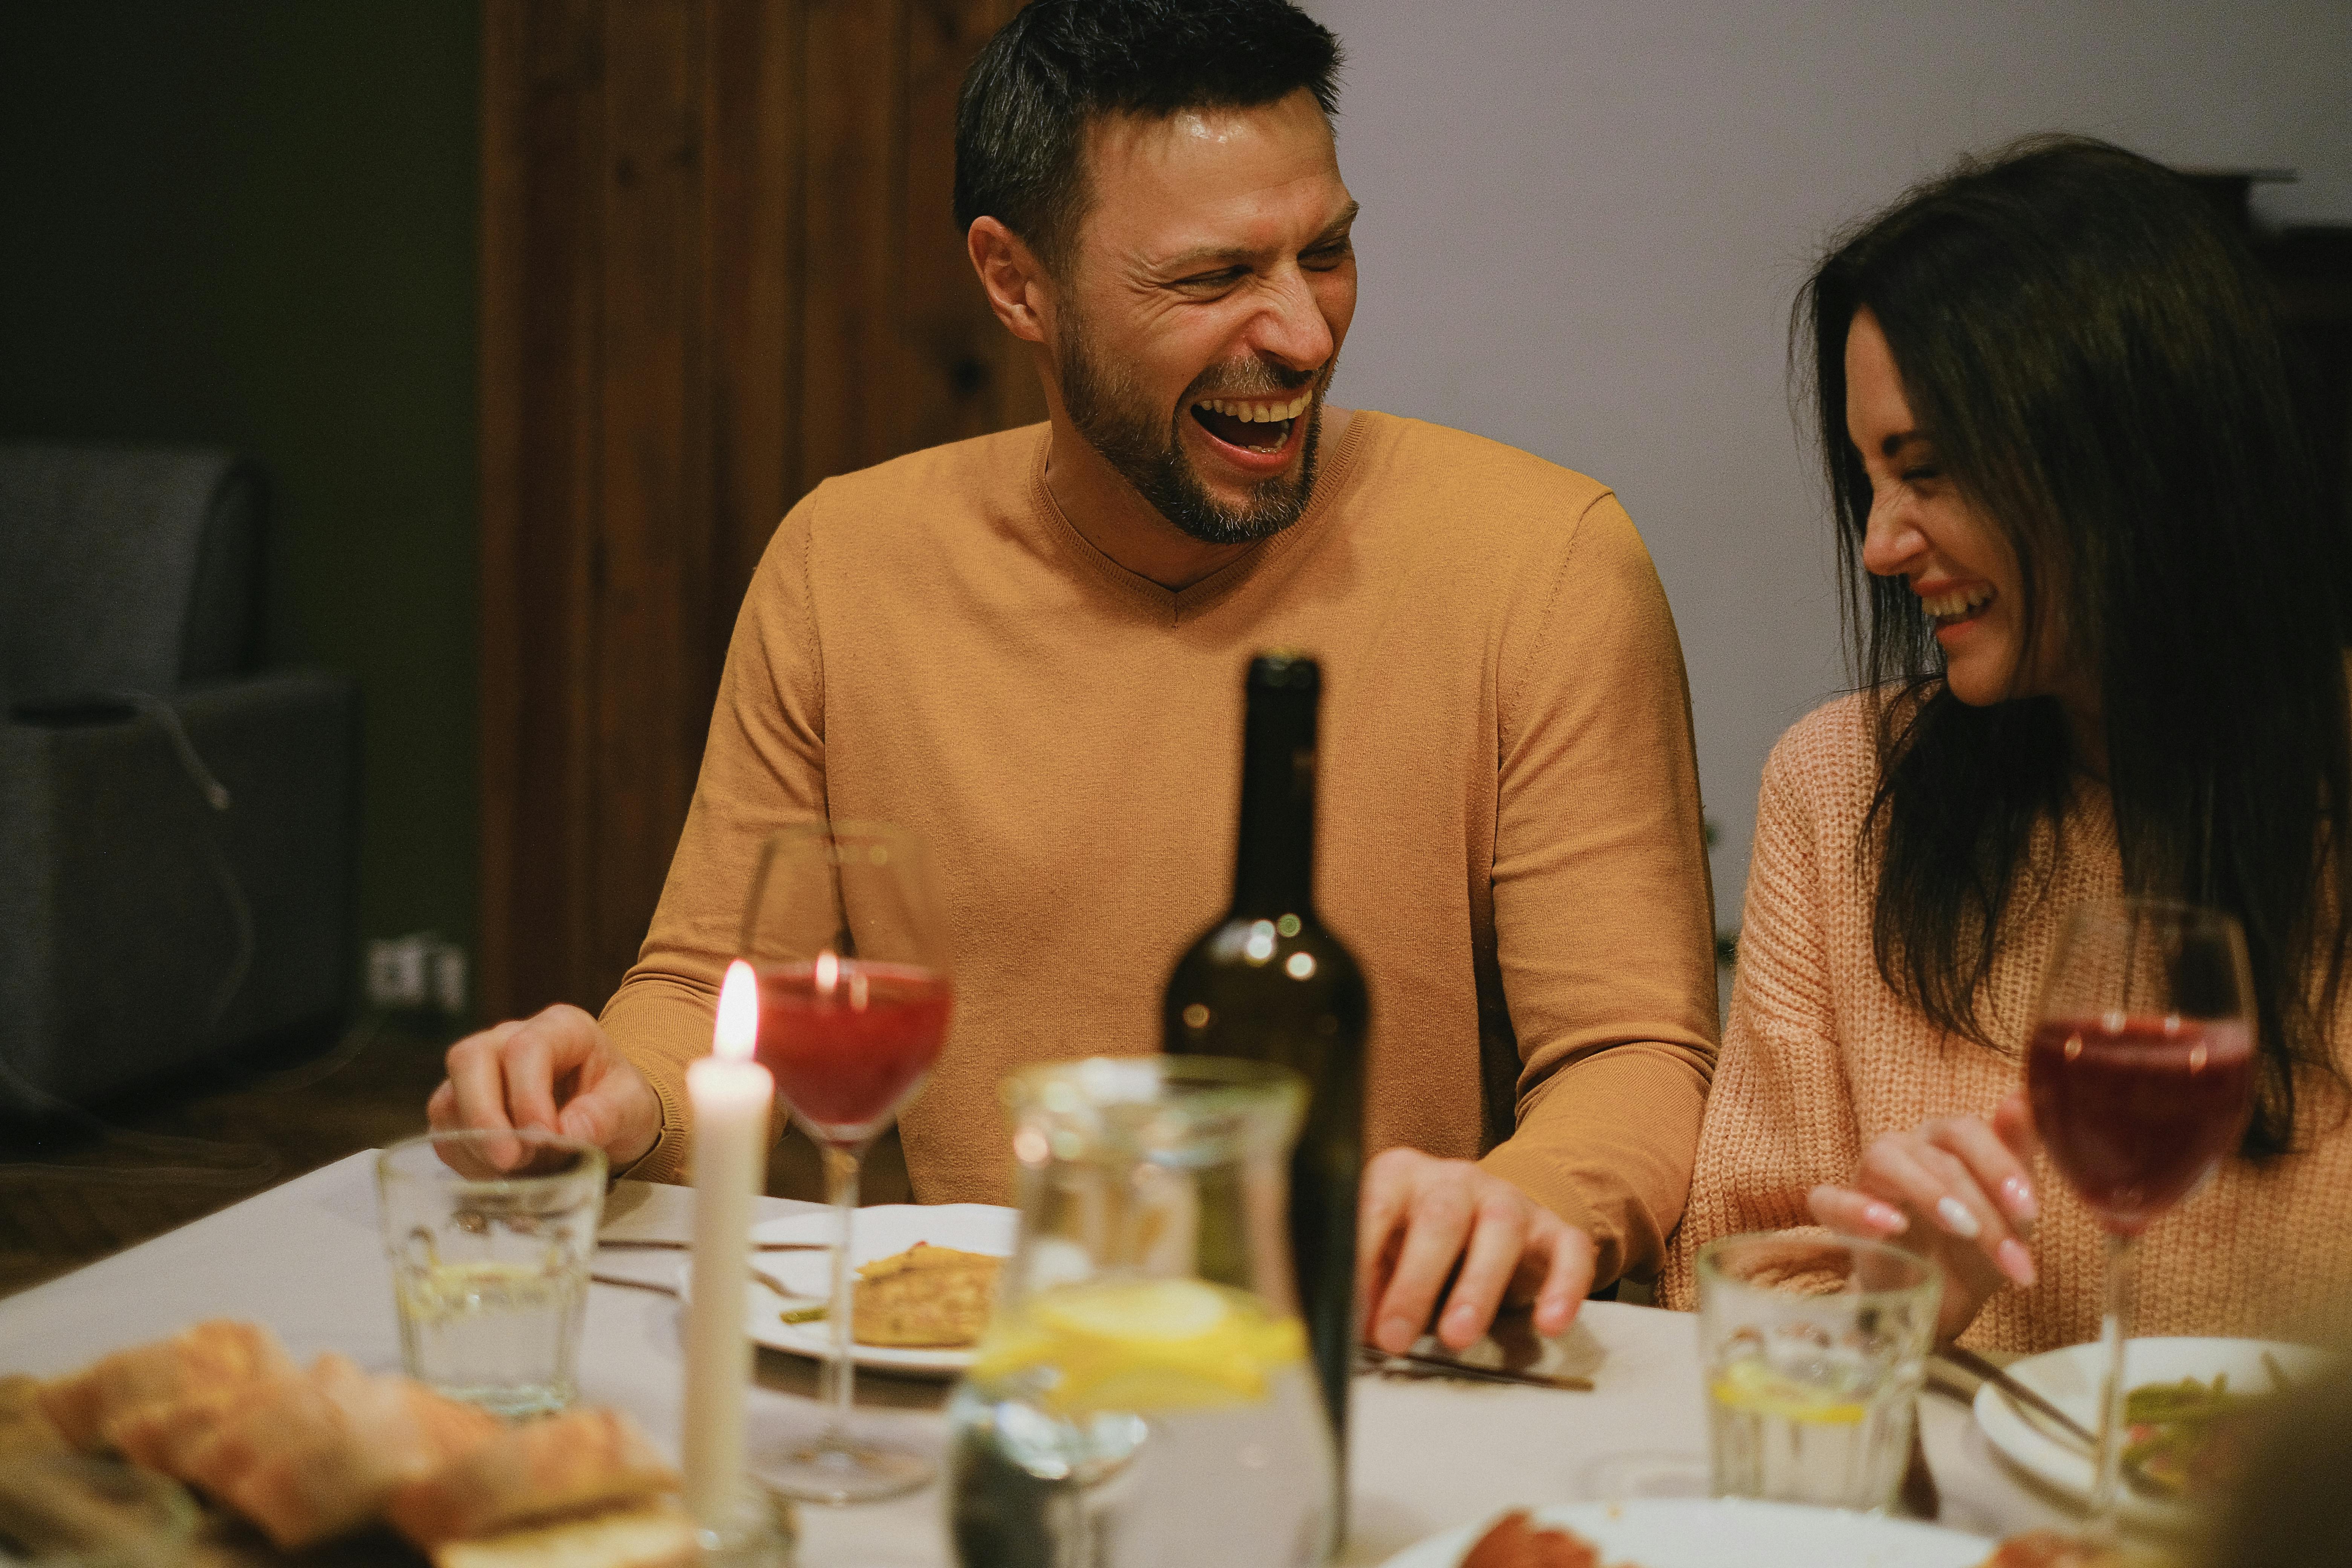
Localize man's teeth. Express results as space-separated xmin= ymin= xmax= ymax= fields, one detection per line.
xmin=1920 ymin=586 xmax=1994 ymax=619
xmin=1194 ymin=394 xmax=1311 ymax=423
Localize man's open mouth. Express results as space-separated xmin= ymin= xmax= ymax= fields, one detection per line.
xmin=1188 ymin=392 xmax=1312 ymax=456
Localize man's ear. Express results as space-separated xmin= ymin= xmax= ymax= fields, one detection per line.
xmin=968 ymin=217 xmax=1053 ymax=346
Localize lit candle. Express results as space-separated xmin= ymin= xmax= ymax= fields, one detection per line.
xmin=683 ymin=960 xmax=771 ymax=1530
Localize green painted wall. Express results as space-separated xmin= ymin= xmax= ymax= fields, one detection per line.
xmin=0 ymin=4 xmax=481 ymax=965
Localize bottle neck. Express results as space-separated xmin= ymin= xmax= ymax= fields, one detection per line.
xmin=1231 ymin=682 xmax=1318 ymax=918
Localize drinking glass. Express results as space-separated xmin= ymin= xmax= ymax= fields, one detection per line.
xmin=376 ymin=1128 xmax=606 ymax=1418
xmin=742 ymin=821 xmax=955 ymax=1504
xmin=2025 ymin=898 xmax=2256 ymax=1529
xmin=1695 ymin=1232 xmax=1941 ymax=1512
xmin=946 ymin=1056 xmax=1336 ymax=1568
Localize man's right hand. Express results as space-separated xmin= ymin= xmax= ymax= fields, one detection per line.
xmin=426 ymin=1004 xmax=662 ymax=1173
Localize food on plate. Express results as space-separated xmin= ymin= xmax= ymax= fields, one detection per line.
xmin=388 ymin=1406 xmax=681 ymax=1547
xmin=849 ymin=1241 xmax=1002 ymax=1348
xmin=2119 ymin=1369 xmax=2285 ymax=1501
xmin=1976 ymin=1530 xmax=2173 ymax=1567
xmin=36 ymin=1318 xmax=293 ymax=1451
xmin=429 ymin=1502 xmax=699 ymax=1568
xmin=1456 ymin=1508 xmax=1602 ymax=1568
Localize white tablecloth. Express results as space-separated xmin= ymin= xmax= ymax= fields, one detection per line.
xmin=0 ymin=1153 xmax=2073 ymax=1563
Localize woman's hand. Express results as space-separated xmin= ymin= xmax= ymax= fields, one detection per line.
xmin=1807 ymin=1093 xmax=2041 ymax=1342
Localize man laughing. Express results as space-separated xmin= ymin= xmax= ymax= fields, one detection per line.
xmin=432 ymin=0 xmax=1720 ymax=1357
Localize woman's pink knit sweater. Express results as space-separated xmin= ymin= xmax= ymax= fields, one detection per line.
xmin=1661 ymin=695 xmax=2352 ymax=1353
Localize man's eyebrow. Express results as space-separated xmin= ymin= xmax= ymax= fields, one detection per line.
xmin=1156 ymin=201 xmax=1362 ymax=273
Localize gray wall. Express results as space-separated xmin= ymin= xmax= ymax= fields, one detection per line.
xmin=1309 ymin=0 xmax=2352 ymax=933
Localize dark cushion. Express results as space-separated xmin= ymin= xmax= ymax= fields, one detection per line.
xmin=0 ymin=444 xmax=261 ymax=703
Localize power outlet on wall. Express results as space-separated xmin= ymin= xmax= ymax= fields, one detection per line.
xmin=366 ymin=933 xmax=470 ymax=1017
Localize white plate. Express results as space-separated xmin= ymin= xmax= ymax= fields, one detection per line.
xmin=1376 ymin=1498 xmax=1988 ymax=1568
xmin=1972 ymin=1335 xmax=2334 ymax=1530
xmin=737 ymin=1203 xmax=1016 ymax=1378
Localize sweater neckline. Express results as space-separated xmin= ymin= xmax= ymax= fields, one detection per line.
xmin=1026 ymin=409 xmax=1377 ymax=626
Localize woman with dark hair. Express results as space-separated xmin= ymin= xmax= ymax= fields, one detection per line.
xmin=1661 ymin=136 xmax=2352 ymax=1350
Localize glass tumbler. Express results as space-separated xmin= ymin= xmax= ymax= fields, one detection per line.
xmin=1696 ymin=1231 xmax=1940 ymax=1512
xmin=376 ymin=1129 xmax=606 ymax=1418
xmin=946 ymin=1056 xmax=1335 ymax=1568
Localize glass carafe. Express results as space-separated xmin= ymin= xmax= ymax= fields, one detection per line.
xmin=947 ymin=1056 xmax=1336 ymax=1568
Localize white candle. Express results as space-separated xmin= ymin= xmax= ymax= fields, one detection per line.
xmin=683 ymin=959 xmax=771 ymax=1530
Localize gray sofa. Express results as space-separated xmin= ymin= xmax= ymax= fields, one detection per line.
xmin=0 ymin=445 xmax=358 ymax=1113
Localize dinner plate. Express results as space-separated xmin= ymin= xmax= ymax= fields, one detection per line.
xmin=736 ymin=1202 xmax=1017 ymax=1377
xmin=1972 ymin=1335 xmax=2334 ymax=1530
xmin=1375 ymin=1498 xmax=1989 ymax=1568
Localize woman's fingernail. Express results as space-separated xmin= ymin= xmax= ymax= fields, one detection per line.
xmin=1998 ymin=1238 xmax=2037 ymax=1287
xmin=1865 ymin=1201 xmax=1908 ymax=1234
xmin=1934 ymin=1196 xmax=1982 ymax=1239
xmin=1999 ymin=1176 xmax=2038 ymax=1224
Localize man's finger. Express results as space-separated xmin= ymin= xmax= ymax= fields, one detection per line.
xmin=1355 ymin=1148 xmax=1422 ymax=1311
xmin=1432 ymin=1189 xmax=1527 ymax=1350
xmin=1368 ymin=1176 xmax=1476 ymax=1354
xmin=441 ymin=1031 xmax=522 ymax=1171
xmin=426 ymin=1079 xmax=456 ymax=1132
xmin=1526 ymin=1217 xmax=1593 ymax=1337
xmin=498 ymin=1023 xmax=567 ymax=1139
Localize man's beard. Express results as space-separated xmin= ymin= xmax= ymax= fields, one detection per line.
xmin=1058 ymin=319 xmax=1328 ymax=547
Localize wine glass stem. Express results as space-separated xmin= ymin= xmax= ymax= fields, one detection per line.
xmin=2087 ymin=1230 xmax=2139 ymax=1530
xmin=820 ymin=1140 xmax=864 ymax=1443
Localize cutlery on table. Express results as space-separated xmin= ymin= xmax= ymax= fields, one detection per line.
xmin=590 ymin=1266 xmax=814 ymax=1300
xmin=597 ymin=1237 xmax=830 ymax=1252
xmin=1934 ymin=1344 xmax=2098 ymax=1452
xmin=1355 ymin=1345 xmax=1594 ymax=1392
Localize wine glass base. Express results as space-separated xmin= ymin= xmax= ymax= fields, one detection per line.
xmin=758 ymin=1439 xmax=933 ymax=1505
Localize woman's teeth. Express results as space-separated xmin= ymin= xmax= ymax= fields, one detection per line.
xmin=1920 ymin=586 xmax=1994 ymax=622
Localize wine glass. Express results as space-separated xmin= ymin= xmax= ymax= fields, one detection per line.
xmin=2025 ymin=898 xmax=2256 ymax=1529
xmin=741 ymin=821 xmax=955 ymax=1504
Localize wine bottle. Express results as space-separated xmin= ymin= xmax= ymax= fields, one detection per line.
xmin=1163 ymin=652 xmax=1370 ymax=1497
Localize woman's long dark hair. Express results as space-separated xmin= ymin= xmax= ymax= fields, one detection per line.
xmin=1802 ymin=136 xmax=2351 ymax=1155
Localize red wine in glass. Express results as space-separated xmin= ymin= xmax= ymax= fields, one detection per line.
xmin=2026 ymin=1015 xmax=2254 ymax=1235
xmin=754 ymin=958 xmax=952 ymax=1144
xmin=2024 ymin=899 xmax=2255 ymax=1534
xmin=739 ymin=820 xmax=954 ymax=1505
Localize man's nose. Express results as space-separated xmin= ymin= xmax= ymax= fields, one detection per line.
xmin=1246 ymin=266 xmax=1335 ymax=374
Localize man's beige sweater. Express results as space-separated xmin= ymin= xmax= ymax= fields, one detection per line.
xmin=602 ymin=412 xmax=1721 ymax=1285
xmin=1663 ymin=695 xmax=2352 ymax=1349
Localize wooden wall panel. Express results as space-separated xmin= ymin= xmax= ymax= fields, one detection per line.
xmin=481 ymin=0 xmax=1035 ymax=1021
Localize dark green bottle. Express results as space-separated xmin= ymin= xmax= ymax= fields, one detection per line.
xmin=1163 ymin=653 xmax=1369 ymax=1502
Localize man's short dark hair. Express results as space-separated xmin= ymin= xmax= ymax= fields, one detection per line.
xmin=954 ymin=0 xmax=1343 ymax=274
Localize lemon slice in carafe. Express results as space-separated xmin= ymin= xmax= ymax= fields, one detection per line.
xmin=971 ymin=1278 xmax=1306 ymax=1417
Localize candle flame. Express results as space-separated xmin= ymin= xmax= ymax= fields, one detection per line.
xmin=715 ymin=959 xmax=758 ymax=1061
xmin=815 ymin=949 xmax=839 ymax=992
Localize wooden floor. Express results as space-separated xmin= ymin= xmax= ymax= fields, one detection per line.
xmin=0 ymin=1016 xmax=453 ymax=1299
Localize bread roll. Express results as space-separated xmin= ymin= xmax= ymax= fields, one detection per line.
xmin=36 ymin=1320 xmax=292 ymax=1452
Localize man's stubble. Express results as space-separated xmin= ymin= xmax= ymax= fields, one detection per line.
xmin=1056 ymin=310 xmax=1328 ymax=547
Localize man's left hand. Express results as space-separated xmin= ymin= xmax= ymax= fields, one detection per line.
xmin=1357 ymin=1146 xmax=1596 ymax=1354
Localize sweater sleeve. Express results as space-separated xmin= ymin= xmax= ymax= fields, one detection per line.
xmin=598 ymin=499 xmax=830 ymax=1185
xmin=1656 ymin=724 xmax=1863 ymax=1309
xmin=1474 ymin=492 xmax=1722 ymax=1286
